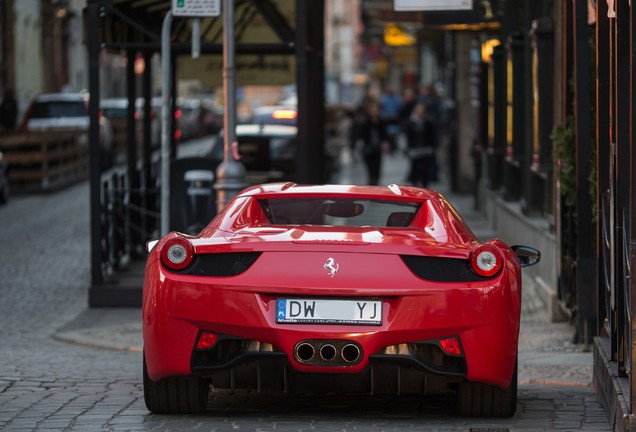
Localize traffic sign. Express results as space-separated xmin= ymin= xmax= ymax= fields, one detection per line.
xmin=172 ymin=0 xmax=221 ymax=17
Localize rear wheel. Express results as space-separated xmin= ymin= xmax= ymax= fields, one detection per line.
xmin=143 ymin=354 xmax=210 ymax=414
xmin=456 ymin=360 xmax=517 ymax=417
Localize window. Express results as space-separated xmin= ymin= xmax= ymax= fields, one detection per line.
xmin=259 ymin=198 xmax=421 ymax=227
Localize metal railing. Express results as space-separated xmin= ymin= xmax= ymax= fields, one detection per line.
xmin=600 ymin=187 xmax=631 ymax=377
xmin=100 ymin=166 xmax=160 ymax=279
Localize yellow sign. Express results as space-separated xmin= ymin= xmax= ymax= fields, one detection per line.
xmin=384 ymin=24 xmax=416 ymax=46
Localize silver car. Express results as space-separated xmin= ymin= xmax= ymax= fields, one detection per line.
xmin=22 ymin=92 xmax=114 ymax=167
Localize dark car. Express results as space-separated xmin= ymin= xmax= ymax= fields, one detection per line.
xmin=0 ymin=151 xmax=8 ymax=204
xmin=208 ymin=124 xmax=297 ymax=183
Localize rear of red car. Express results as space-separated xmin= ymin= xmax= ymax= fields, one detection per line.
xmin=142 ymin=185 xmax=527 ymax=416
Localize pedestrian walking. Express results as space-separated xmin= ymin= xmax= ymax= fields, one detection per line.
xmin=352 ymin=99 xmax=390 ymax=186
xmin=417 ymin=83 xmax=441 ymax=124
xmin=379 ymin=85 xmax=401 ymax=150
xmin=405 ymin=102 xmax=438 ymax=187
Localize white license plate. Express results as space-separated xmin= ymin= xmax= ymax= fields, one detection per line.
xmin=276 ymin=298 xmax=382 ymax=325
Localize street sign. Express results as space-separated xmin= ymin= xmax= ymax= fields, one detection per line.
xmin=172 ymin=0 xmax=221 ymax=17
xmin=394 ymin=0 xmax=472 ymax=11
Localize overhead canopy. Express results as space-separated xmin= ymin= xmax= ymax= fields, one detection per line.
xmin=95 ymin=0 xmax=297 ymax=85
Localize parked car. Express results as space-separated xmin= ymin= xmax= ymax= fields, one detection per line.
xmin=176 ymin=98 xmax=203 ymax=141
xmin=100 ymin=97 xmax=160 ymax=164
xmin=142 ymin=183 xmax=540 ymax=416
xmin=208 ymin=124 xmax=297 ymax=183
xmin=0 ymin=151 xmax=8 ymax=204
xmin=21 ymin=93 xmax=114 ymax=167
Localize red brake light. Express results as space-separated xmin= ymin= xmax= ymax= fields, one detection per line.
xmin=160 ymin=237 xmax=194 ymax=270
xmin=470 ymin=244 xmax=503 ymax=277
xmin=196 ymin=332 xmax=218 ymax=349
xmin=439 ymin=337 xmax=462 ymax=355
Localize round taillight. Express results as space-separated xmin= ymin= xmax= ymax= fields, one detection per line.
xmin=470 ymin=244 xmax=503 ymax=278
xmin=160 ymin=237 xmax=194 ymax=270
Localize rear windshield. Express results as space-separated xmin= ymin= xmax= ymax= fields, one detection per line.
xmin=258 ymin=198 xmax=421 ymax=227
xmin=31 ymin=101 xmax=87 ymax=118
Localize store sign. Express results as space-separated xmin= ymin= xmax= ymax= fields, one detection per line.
xmin=179 ymin=55 xmax=295 ymax=86
xmin=172 ymin=0 xmax=221 ymax=17
xmin=394 ymin=0 xmax=472 ymax=11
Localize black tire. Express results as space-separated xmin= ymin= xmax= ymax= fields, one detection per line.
xmin=143 ymin=354 xmax=210 ymax=414
xmin=456 ymin=360 xmax=518 ymax=417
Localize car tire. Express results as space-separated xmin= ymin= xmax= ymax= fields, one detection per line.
xmin=456 ymin=359 xmax=517 ymax=417
xmin=143 ymin=354 xmax=210 ymax=414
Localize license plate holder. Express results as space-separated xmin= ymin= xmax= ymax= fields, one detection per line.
xmin=276 ymin=298 xmax=382 ymax=325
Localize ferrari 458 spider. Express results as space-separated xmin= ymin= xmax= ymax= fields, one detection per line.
xmin=142 ymin=183 xmax=540 ymax=416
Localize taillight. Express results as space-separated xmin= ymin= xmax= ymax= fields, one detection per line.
xmin=439 ymin=337 xmax=462 ymax=355
xmin=196 ymin=332 xmax=218 ymax=349
xmin=469 ymin=244 xmax=503 ymax=278
xmin=160 ymin=237 xmax=194 ymax=270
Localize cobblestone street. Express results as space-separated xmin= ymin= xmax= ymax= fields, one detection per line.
xmin=0 ymin=146 xmax=614 ymax=431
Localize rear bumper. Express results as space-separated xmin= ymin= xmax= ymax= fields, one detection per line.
xmin=143 ymin=259 xmax=521 ymax=389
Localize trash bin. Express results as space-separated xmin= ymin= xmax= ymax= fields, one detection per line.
xmin=170 ymin=157 xmax=220 ymax=234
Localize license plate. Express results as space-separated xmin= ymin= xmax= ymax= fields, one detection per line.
xmin=276 ymin=298 xmax=382 ymax=325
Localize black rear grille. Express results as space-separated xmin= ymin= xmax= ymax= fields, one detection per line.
xmin=400 ymin=255 xmax=491 ymax=282
xmin=170 ymin=252 xmax=261 ymax=276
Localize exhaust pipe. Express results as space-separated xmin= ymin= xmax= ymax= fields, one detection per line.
xmin=294 ymin=340 xmax=363 ymax=366
xmin=295 ymin=342 xmax=315 ymax=361
xmin=341 ymin=343 xmax=361 ymax=363
xmin=320 ymin=344 xmax=337 ymax=361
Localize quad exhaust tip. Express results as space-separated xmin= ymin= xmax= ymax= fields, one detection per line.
xmin=294 ymin=340 xmax=362 ymax=366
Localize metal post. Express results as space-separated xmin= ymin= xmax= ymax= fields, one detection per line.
xmin=87 ymin=0 xmax=103 ymax=289
xmin=573 ymin=0 xmax=595 ymax=344
xmin=160 ymin=11 xmax=173 ymax=235
xmin=296 ymin=0 xmax=325 ymax=184
xmin=192 ymin=19 xmax=201 ymax=59
xmin=215 ymin=0 xmax=246 ymax=213
xmin=630 ymin=0 xmax=636 ymax=412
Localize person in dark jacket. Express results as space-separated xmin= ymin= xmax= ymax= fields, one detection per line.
xmin=0 ymin=89 xmax=18 ymax=130
xmin=405 ymin=102 xmax=438 ymax=187
xmin=352 ymin=99 xmax=390 ymax=186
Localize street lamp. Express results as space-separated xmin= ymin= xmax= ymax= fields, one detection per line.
xmin=214 ymin=0 xmax=246 ymax=214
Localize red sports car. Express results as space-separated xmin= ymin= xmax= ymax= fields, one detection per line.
xmin=142 ymin=183 xmax=540 ymax=417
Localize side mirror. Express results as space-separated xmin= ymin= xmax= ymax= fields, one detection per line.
xmin=511 ymin=245 xmax=541 ymax=267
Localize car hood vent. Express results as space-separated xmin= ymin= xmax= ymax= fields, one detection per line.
xmin=168 ymin=252 xmax=262 ymax=276
xmin=401 ymin=255 xmax=491 ymax=282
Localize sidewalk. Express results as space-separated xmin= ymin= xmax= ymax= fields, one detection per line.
xmin=54 ymin=148 xmax=592 ymax=388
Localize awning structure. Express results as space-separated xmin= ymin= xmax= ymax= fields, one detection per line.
xmin=97 ymin=0 xmax=298 ymax=84
xmin=86 ymin=0 xmax=325 ymax=306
